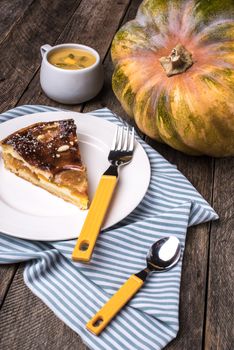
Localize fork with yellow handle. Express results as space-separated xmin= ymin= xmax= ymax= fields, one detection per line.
xmin=72 ymin=125 xmax=135 ymax=263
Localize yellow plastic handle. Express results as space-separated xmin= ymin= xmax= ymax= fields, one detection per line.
xmin=86 ymin=274 xmax=144 ymax=335
xmin=72 ymin=175 xmax=118 ymax=262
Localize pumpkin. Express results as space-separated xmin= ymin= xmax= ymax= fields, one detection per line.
xmin=111 ymin=0 xmax=234 ymax=156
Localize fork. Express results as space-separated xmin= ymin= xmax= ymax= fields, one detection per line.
xmin=72 ymin=125 xmax=135 ymax=263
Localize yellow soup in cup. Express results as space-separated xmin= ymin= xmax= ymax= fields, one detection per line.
xmin=48 ymin=48 xmax=96 ymax=70
xmin=40 ymin=43 xmax=104 ymax=104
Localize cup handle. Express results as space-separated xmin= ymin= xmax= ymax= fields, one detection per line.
xmin=40 ymin=44 xmax=52 ymax=57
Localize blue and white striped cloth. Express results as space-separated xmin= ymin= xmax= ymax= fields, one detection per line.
xmin=0 ymin=105 xmax=218 ymax=350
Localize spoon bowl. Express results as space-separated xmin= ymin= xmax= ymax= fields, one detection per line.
xmin=147 ymin=236 xmax=181 ymax=272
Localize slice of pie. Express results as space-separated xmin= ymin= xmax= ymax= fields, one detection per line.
xmin=0 ymin=119 xmax=89 ymax=209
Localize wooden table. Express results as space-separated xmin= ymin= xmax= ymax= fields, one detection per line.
xmin=0 ymin=1 xmax=233 ymax=349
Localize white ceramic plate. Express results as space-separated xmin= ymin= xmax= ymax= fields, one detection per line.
xmin=0 ymin=111 xmax=150 ymax=241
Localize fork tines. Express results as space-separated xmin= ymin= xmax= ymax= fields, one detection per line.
xmin=111 ymin=126 xmax=135 ymax=152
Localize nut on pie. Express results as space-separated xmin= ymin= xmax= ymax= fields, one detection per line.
xmin=0 ymin=119 xmax=89 ymax=209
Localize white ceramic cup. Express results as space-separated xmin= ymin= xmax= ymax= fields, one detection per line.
xmin=40 ymin=43 xmax=104 ymax=104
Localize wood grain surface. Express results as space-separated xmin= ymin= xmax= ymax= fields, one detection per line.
xmin=0 ymin=1 xmax=233 ymax=349
xmin=0 ymin=265 xmax=18 ymax=308
xmin=0 ymin=0 xmax=35 ymax=45
xmin=204 ymin=158 xmax=234 ymax=350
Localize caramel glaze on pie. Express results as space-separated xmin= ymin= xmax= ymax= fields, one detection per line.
xmin=0 ymin=119 xmax=89 ymax=209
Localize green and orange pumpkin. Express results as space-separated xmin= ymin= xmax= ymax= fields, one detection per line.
xmin=111 ymin=0 xmax=234 ymax=156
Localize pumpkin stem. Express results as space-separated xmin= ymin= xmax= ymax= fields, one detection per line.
xmin=159 ymin=44 xmax=193 ymax=77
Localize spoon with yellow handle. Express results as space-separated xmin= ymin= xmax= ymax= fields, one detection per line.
xmin=86 ymin=236 xmax=181 ymax=335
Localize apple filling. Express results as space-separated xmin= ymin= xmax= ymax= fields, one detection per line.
xmin=2 ymin=148 xmax=88 ymax=209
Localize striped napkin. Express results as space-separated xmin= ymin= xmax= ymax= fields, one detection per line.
xmin=0 ymin=105 xmax=218 ymax=350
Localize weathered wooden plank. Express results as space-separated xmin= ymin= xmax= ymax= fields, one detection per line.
xmin=0 ymin=0 xmax=83 ymax=113
xmin=204 ymin=158 xmax=234 ymax=350
xmin=0 ymin=265 xmax=18 ymax=308
xmin=0 ymin=0 xmax=35 ymax=45
xmin=137 ymin=141 xmax=214 ymax=350
xmin=165 ymin=225 xmax=210 ymax=350
xmin=18 ymin=0 xmax=132 ymax=109
xmin=0 ymin=265 xmax=88 ymax=350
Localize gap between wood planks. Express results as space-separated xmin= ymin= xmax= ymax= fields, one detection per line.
xmin=203 ymin=157 xmax=233 ymax=350
xmin=201 ymin=158 xmax=215 ymax=350
xmin=0 ymin=265 xmax=18 ymax=309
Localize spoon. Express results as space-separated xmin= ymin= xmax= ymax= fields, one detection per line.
xmin=86 ymin=236 xmax=181 ymax=335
